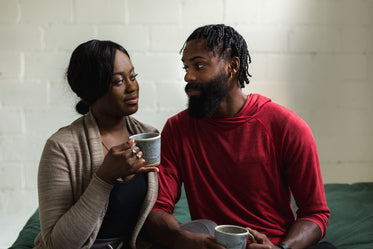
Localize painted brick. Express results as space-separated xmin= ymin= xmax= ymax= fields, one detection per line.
xmin=246 ymin=53 xmax=267 ymax=81
xmin=289 ymin=27 xmax=341 ymax=53
xmin=156 ymin=81 xmax=187 ymax=111
xmin=310 ymin=108 xmax=373 ymax=140
xmin=0 ymin=108 xmax=23 ymax=134
xmin=24 ymin=51 xmax=70 ymax=80
xmin=0 ymin=52 xmax=21 ymax=78
xmin=368 ymin=54 xmax=373 ymax=80
xmin=332 ymin=54 xmax=367 ymax=81
xmin=0 ymin=0 xmax=19 ymax=23
xmin=261 ymin=0 xmax=319 ymax=25
xmin=316 ymin=134 xmax=373 ymax=163
xmin=23 ymin=107 xmax=78 ymax=136
xmin=310 ymin=54 xmax=367 ymax=81
xmin=267 ymin=54 xmax=314 ymax=81
xmin=2 ymin=189 xmax=38 ymax=214
xmin=75 ymin=0 xmax=126 ymax=24
xmin=321 ymin=162 xmax=373 ymax=184
xmin=133 ymin=109 xmax=180 ymax=132
xmin=131 ymin=53 xmax=183 ymax=82
xmin=224 ymin=0 xmax=260 ymax=24
xmin=182 ymin=0 xmax=224 ymax=25
xmin=151 ymin=25 xmax=188 ymax=52
xmin=19 ymin=0 xmax=72 ymax=23
xmin=0 ymin=79 xmax=48 ymax=107
xmin=316 ymin=0 xmax=373 ymax=26
xmin=137 ymin=81 xmax=157 ymax=109
xmin=49 ymin=79 xmax=78 ymax=107
xmin=0 ymin=209 xmax=37 ymax=247
xmin=23 ymin=163 xmax=38 ymax=190
xmin=341 ymin=27 xmax=373 ymax=53
xmin=0 ymin=134 xmax=47 ymax=162
xmin=96 ymin=25 xmax=150 ymax=52
xmin=239 ymin=26 xmax=289 ymax=53
xmin=0 ymin=163 xmax=23 ymax=189
xmin=127 ymin=0 xmax=179 ymax=24
xmin=335 ymin=81 xmax=373 ymax=109
xmin=0 ymin=24 xmax=41 ymax=50
xmin=44 ymin=25 xmax=96 ymax=50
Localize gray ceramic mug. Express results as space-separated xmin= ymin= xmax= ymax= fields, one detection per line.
xmin=129 ymin=133 xmax=161 ymax=167
xmin=215 ymin=225 xmax=255 ymax=249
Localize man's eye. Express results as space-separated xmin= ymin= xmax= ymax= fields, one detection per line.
xmin=196 ymin=64 xmax=204 ymax=69
xmin=182 ymin=66 xmax=188 ymax=72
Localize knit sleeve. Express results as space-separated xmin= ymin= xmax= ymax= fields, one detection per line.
xmin=36 ymin=137 xmax=113 ymax=249
xmin=152 ymin=117 xmax=182 ymax=215
xmin=280 ymin=112 xmax=330 ymax=238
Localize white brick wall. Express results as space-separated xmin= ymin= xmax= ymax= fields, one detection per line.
xmin=0 ymin=0 xmax=372 ymax=247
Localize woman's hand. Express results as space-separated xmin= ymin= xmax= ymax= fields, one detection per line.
xmin=96 ymin=139 xmax=158 ymax=184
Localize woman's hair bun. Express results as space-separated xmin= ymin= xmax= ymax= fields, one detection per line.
xmin=75 ymin=100 xmax=90 ymax=115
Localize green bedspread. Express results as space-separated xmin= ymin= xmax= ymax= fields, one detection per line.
xmin=9 ymin=183 xmax=373 ymax=249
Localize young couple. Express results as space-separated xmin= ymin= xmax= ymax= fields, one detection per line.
xmin=34 ymin=24 xmax=336 ymax=249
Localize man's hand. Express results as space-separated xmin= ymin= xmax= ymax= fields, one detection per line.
xmin=172 ymin=230 xmax=226 ymax=249
xmin=246 ymin=227 xmax=279 ymax=249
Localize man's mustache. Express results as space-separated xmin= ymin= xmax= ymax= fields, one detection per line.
xmin=184 ymin=82 xmax=206 ymax=93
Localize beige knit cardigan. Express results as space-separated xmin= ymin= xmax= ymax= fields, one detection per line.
xmin=34 ymin=111 xmax=158 ymax=249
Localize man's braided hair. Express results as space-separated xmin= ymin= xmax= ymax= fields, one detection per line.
xmin=181 ymin=24 xmax=252 ymax=88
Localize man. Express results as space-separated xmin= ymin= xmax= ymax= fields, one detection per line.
xmin=145 ymin=24 xmax=335 ymax=249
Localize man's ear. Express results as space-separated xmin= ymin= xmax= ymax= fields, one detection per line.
xmin=230 ymin=56 xmax=240 ymax=75
xmin=227 ymin=56 xmax=240 ymax=78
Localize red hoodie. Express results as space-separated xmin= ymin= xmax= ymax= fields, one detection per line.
xmin=153 ymin=94 xmax=329 ymax=244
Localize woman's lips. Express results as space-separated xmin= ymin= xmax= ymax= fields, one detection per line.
xmin=124 ymin=97 xmax=138 ymax=104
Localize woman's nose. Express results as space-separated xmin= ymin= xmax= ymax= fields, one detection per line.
xmin=125 ymin=80 xmax=137 ymax=92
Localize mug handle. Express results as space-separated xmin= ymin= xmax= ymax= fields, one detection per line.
xmin=248 ymin=232 xmax=255 ymax=243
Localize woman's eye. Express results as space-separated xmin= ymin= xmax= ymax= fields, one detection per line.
xmin=130 ymin=73 xmax=138 ymax=81
xmin=113 ymin=79 xmax=124 ymax=85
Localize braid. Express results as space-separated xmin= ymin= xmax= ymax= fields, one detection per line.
xmin=181 ymin=24 xmax=252 ymax=88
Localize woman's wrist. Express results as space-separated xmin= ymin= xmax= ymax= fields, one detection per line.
xmin=96 ymin=167 xmax=116 ymax=185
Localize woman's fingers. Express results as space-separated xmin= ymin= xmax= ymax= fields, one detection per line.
xmin=111 ymin=139 xmax=136 ymax=152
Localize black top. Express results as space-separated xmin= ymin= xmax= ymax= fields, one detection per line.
xmin=96 ymin=173 xmax=148 ymax=241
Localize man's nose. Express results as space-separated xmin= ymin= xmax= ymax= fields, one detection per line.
xmin=184 ymin=70 xmax=197 ymax=82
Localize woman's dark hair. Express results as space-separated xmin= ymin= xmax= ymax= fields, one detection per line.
xmin=181 ymin=24 xmax=251 ymax=88
xmin=66 ymin=39 xmax=129 ymax=114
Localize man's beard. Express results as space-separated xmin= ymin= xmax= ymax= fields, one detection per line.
xmin=185 ymin=72 xmax=229 ymax=119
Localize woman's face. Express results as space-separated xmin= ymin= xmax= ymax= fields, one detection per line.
xmin=94 ymin=50 xmax=140 ymax=118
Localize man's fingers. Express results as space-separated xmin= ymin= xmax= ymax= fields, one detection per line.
xmin=137 ymin=166 xmax=159 ymax=174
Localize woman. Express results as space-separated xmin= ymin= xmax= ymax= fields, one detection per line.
xmin=34 ymin=40 xmax=159 ymax=249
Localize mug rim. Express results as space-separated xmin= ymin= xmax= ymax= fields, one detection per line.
xmin=129 ymin=132 xmax=160 ymax=141
xmin=215 ymin=225 xmax=249 ymax=235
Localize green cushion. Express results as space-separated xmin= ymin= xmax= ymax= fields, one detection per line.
xmin=9 ymin=209 xmax=40 ymax=249
xmin=321 ymin=183 xmax=373 ymax=249
xmin=291 ymin=182 xmax=373 ymax=249
xmin=174 ymin=184 xmax=191 ymax=224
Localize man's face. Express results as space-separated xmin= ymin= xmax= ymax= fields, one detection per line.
xmin=182 ymin=40 xmax=229 ymax=118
